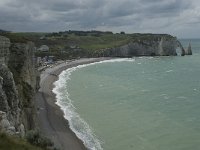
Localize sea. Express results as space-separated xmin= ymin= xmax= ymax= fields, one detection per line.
xmin=53 ymin=39 xmax=200 ymax=150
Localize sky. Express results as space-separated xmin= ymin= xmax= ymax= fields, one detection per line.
xmin=0 ymin=0 xmax=200 ymax=38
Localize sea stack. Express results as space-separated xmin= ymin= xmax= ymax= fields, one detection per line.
xmin=185 ymin=43 xmax=192 ymax=55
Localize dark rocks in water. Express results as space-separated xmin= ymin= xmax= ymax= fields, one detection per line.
xmin=185 ymin=43 xmax=192 ymax=55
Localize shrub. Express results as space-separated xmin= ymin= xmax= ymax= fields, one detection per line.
xmin=26 ymin=130 xmax=53 ymax=149
xmin=0 ymin=132 xmax=42 ymax=150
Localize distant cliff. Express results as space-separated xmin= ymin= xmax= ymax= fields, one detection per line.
xmin=0 ymin=36 xmax=39 ymax=136
xmin=2 ymin=32 xmax=192 ymax=60
xmin=93 ymin=34 xmax=191 ymax=57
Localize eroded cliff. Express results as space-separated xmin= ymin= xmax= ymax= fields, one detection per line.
xmin=93 ymin=34 xmax=189 ymax=57
xmin=0 ymin=36 xmax=38 ymax=136
xmin=185 ymin=43 xmax=192 ymax=55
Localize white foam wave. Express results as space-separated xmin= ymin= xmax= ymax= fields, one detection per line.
xmin=164 ymin=96 xmax=170 ymax=99
xmin=166 ymin=70 xmax=173 ymax=73
xmin=177 ymin=96 xmax=187 ymax=99
xmin=52 ymin=58 xmax=135 ymax=150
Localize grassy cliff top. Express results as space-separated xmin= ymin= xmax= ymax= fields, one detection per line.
xmin=0 ymin=31 xmax=176 ymax=59
xmin=0 ymin=31 xmax=176 ymax=49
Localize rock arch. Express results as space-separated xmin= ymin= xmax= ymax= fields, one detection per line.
xmin=177 ymin=41 xmax=185 ymax=56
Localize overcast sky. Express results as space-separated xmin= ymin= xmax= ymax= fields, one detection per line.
xmin=0 ymin=0 xmax=200 ymax=38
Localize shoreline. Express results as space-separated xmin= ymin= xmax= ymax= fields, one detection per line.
xmin=35 ymin=58 xmax=110 ymax=150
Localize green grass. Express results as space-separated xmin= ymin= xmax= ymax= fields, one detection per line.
xmin=76 ymin=34 xmax=131 ymax=50
xmin=1 ymin=31 xmax=176 ymax=59
xmin=0 ymin=32 xmax=47 ymax=43
xmin=1 ymin=32 xmax=132 ymax=50
xmin=0 ymin=133 xmax=43 ymax=150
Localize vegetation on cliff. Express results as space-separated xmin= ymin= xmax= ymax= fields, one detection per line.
xmin=0 ymin=31 xmax=177 ymax=59
xmin=0 ymin=131 xmax=55 ymax=150
xmin=0 ymin=133 xmax=42 ymax=150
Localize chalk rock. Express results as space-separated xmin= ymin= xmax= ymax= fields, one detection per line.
xmin=185 ymin=43 xmax=192 ymax=55
xmin=0 ymin=111 xmax=16 ymax=135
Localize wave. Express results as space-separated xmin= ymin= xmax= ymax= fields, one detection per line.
xmin=166 ymin=70 xmax=173 ymax=73
xmin=52 ymin=58 xmax=135 ymax=150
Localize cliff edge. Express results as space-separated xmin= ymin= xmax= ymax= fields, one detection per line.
xmin=93 ymin=34 xmax=190 ymax=57
xmin=0 ymin=36 xmax=39 ymax=136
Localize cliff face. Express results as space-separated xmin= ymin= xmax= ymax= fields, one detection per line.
xmin=0 ymin=65 xmax=22 ymax=136
xmin=94 ymin=35 xmax=187 ymax=57
xmin=8 ymin=42 xmax=38 ymax=130
xmin=0 ymin=36 xmax=38 ymax=136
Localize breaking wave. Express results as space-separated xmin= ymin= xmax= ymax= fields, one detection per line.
xmin=52 ymin=58 xmax=135 ymax=150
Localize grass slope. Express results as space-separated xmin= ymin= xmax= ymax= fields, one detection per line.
xmin=0 ymin=133 xmax=42 ymax=150
xmin=0 ymin=31 xmax=175 ymax=59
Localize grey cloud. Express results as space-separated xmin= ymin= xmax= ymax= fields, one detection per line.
xmin=0 ymin=0 xmax=199 ymax=38
xmin=145 ymin=0 xmax=191 ymax=14
xmin=104 ymin=1 xmax=140 ymax=18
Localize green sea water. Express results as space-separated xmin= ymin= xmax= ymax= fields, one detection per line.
xmin=54 ymin=39 xmax=200 ymax=150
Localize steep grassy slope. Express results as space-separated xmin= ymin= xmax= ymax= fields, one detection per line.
xmin=0 ymin=133 xmax=42 ymax=150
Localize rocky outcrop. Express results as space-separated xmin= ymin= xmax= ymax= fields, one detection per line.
xmin=0 ymin=111 xmax=16 ymax=135
xmin=8 ymin=42 xmax=38 ymax=130
xmin=9 ymin=42 xmax=37 ymax=91
xmin=0 ymin=64 xmax=25 ymax=137
xmin=0 ymin=111 xmax=25 ymax=137
xmin=185 ymin=43 xmax=192 ymax=55
xmin=0 ymin=36 xmax=38 ymax=136
xmin=0 ymin=65 xmax=20 ymax=126
xmin=94 ymin=34 xmax=188 ymax=57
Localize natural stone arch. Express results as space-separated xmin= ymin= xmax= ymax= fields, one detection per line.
xmin=176 ymin=41 xmax=185 ymax=56
xmin=176 ymin=47 xmax=182 ymax=56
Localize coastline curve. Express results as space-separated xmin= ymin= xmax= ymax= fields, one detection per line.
xmin=52 ymin=58 xmax=135 ymax=150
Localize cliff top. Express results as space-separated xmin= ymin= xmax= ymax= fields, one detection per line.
xmin=0 ymin=32 xmax=176 ymax=47
xmin=0 ymin=31 xmax=177 ymax=59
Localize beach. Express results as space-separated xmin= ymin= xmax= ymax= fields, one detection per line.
xmin=35 ymin=58 xmax=109 ymax=150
